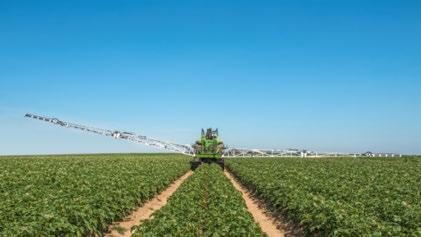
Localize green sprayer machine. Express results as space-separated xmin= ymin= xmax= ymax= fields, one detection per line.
xmin=191 ymin=128 xmax=225 ymax=169
xmin=24 ymin=113 xmax=366 ymax=168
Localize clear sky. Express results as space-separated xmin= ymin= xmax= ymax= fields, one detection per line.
xmin=1 ymin=0 xmax=420 ymax=155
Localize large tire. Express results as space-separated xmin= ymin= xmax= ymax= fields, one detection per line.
xmin=190 ymin=159 xmax=202 ymax=170
xmin=216 ymin=158 xmax=224 ymax=170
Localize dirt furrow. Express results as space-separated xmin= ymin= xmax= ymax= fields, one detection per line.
xmin=106 ymin=171 xmax=193 ymax=237
xmin=224 ymin=170 xmax=285 ymax=237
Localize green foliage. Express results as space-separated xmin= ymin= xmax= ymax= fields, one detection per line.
xmin=133 ymin=164 xmax=265 ymax=237
xmin=0 ymin=154 xmax=190 ymax=236
xmin=226 ymin=157 xmax=421 ymax=236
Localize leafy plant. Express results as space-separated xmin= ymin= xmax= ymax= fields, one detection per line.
xmin=0 ymin=154 xmax=190 ymax=236
xmin=133 ymin=164 xmax=265 ymax=237
xmin=226 ymin=157 xmax=421 ymax=236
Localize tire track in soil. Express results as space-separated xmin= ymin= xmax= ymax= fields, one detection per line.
xmin=105 ymin=171 xmax=193 ymax=237
xmin=224 ymin=170 xmax=285 ymax=237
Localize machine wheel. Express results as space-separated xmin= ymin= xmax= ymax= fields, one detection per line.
xmin=217 ymin=158 xmax=225 ymax=170
xmin=190 ymin=159 xmax=202 ymax=170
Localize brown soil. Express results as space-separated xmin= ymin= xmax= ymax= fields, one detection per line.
xmin=224 ymin=170 xmax=286 ymax=237
xmin=106 ymin=171 xmax=193 ymax=237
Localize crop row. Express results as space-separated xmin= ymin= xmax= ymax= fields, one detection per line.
xmin=226 ymin=157 xmax=421 ymax=236
xmin=133 ymin=163 xmax=265 ymax=237
xmin=0 ymin=154 xmax=190 ymax=236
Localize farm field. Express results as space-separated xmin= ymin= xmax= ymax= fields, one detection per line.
xmin=0 ymin=154 xmax=190 ymax=236
xmin=226 ymin=157 xmax=421 ymax=236
xmin=1 ymin=154 xmax=420 ymax=237
xmin=133 ymin=164 xmax=264 ymax=236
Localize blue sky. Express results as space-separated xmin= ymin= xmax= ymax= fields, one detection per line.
xmin=1 ymin=0 xmax=420 ymax=155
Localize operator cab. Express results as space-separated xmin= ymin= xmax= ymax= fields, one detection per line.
xmin=204 ymin=128 xmax=219 ymax=140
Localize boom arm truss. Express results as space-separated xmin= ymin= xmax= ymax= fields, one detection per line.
xmin=24 ymin=113 xmax=195 ymax=156
xmin=223 ymin=148 xmax=361 ymax=158
xmin=25 ymin=113 xmax=397 ymax=158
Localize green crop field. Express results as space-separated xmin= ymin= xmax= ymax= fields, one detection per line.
xmin=226 ymin=157 xmax=421 ymax=236
xmin=133 ymin=164 xmax=264 ymax=237
xmin=0 ymin=154 xmax=189 ymax=236
xmin=1 ymin=154 xmax=420 ymax=237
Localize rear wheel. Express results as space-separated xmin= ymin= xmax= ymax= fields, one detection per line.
xmin=190 ymin=158 xmax=201 ymax=170
xmin=216 ymin=158 xmax=224 ymax=170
